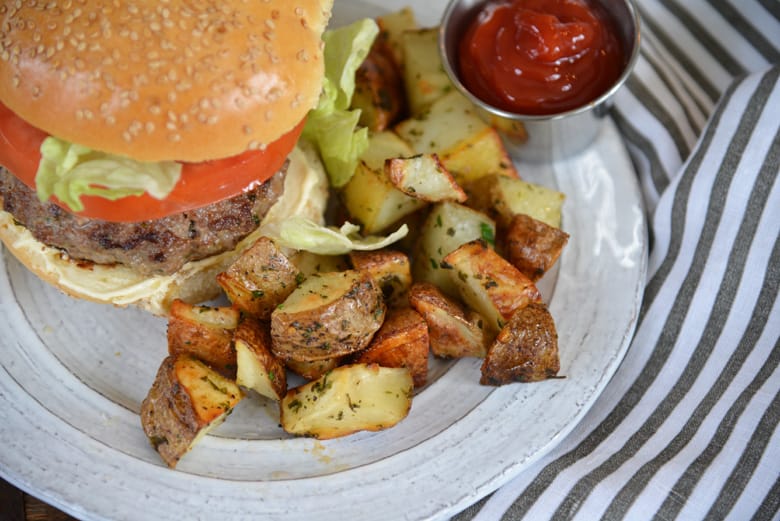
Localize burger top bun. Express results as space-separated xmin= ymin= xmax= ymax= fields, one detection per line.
xmin=0 ymin=0 xmax=334 ymax=162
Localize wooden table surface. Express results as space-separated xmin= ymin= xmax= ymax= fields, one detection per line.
xmin=1 ymin=477 xmax=78 ymax=521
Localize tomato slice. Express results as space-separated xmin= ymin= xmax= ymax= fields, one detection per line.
xmin=0 ymin=102 xmax=303 ymax=222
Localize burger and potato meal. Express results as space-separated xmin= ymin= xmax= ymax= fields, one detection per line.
xmin=0 ymin=2 xmax=573 ymax=468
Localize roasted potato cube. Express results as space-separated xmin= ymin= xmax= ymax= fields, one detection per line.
xmin=349 ymin=249 xmax=412 ymax=308
xmin=503 ymin=213 xmax=569 ymax=281
xmin=289 ymin=250 xmax=350 ymax=278
xmin=401 ymin=28 xmax=454 ymax=115
xmin=390 ymin=207 xmax=428 ymax=254
xmin=386 ymin=153 xmax=467 ymax=203
xmin=270 ymin=270 xmax=386 ymax=362
xmin=376 ymin=7 xmax=418 ymax=66
xmin=341 ymin=160 xmax=426 ymax=234
xmin=352 ymin=42 xmax=406 ymax=132
xmin=467 ymin=174 xmax=565 ymax=229
xmin=352 ymin=307 xmax=429 ymax=388
xmin=167 ymin=299 xmax=239 ymax=377
xmin=216 ymin=237 xmax=300 ymax=320
xmin=280 ymin=363 xmax=413 ymax=439
xmin=485 ymin=113 xmax=528 ymax=143
xmin=234 ymin=317 xmax=287 ymax=401
xmin=481 ymin=303 xmax=560 ymax=385
xmin=440 ymin=126 xmax=519 ymax=183
xmin=359 ymin=130 xmax=415 ymax=170
xmin=395 ymin=90 xmax=488 ymax=155
xmin=409 ymin=282 xmax=491 ymax=359
xmin=412 ymin=202 xmax=496 ymax=297
xmin=443 ymin=240 xmax=542 ymax=332
xmin=140 ymin=354 xmax=243 ymax=467
xmin=286 ymin=357 xmax=342 ymax=381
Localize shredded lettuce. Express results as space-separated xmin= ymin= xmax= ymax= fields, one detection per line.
xmin=303 ymin=18 xmax=379 ymax=187
xmin=35 ymin=137 xmax=181 ymax=212
xmin=273 ymin=216 xmax=408 ymax=255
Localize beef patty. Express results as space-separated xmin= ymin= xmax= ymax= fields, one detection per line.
xmin=0 ymin=164 xmax=287 ymax=276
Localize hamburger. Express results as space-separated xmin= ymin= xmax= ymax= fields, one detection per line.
xmin=0 ymin=0 xmax=337 ymax=314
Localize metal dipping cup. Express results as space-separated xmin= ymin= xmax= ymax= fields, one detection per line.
xmin=439 ymin=0 xmax=641 ymax=162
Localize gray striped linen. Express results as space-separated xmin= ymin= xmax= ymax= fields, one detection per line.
xmin=453 ymin=1 xmax=779 ymax=520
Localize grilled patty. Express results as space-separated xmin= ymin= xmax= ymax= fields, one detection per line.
xmin=0 ymin=164 xmax=287 ymax=276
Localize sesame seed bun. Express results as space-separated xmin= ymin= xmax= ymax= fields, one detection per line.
xmin=0 ymin=0 xmax=333 ymax=162
xmin=0 ymin=141 xmax=329 ymax=315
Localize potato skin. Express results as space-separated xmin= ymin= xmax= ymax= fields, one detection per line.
xmin=167 ymin=300 xmax=239 ymax=378
xmin=503 ymin=213 xmax=569 ymax=281
xmin=480 ymin=303 xmax=560 ymax=385
xmin=270 ymin=270 xmax=386 ymax=362
xmin=352 ymin=307 xmax=429 ymax=388
xmin=140 ymin=354 xmax=242 ymax=467
xmin=353 ymin=40 xmax=406 ymax=132
xmin=349 ymin=249 xmax=412 ymax=308
xmin=286 ymin=357 xmax=342 ymax=380
xmin=216 ymin=236 xmax=300 ymax=320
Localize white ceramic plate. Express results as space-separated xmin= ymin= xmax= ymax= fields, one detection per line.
xmin=0 ymin=2 xmax=647 ymax=520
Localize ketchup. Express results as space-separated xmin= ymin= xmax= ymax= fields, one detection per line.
xmin=458 ymin=0 xmax=625 ymax=115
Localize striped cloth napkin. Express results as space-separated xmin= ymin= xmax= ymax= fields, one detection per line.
xmin=455 ymin=1 xmax=779 ymax=520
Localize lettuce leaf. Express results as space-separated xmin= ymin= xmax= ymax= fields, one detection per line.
xmin=36 ymin=137 xmax=181 ymax=212
xmin=303 ymin=18 xmax=379 ymax=187
xmin=273 ymin=216 xmax=408 ymax=255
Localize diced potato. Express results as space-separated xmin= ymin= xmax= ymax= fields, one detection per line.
xmin=395 ymin=90 xmax=488 ymax=154
xmin=401 ymin=27 xmax=453 ymax=115
xmin=280 ymin=363 xmax=413 ymax=439
xmin=484 ymin=112 xmax=528 ymax=143
xmin=216 ymin=237 xmax=300 ymax=320
xmin=167 ymin=299 xmax=239 ymax=377
xmin=352 ymin=42 xmax=406 ymax=132
xmin=270 ymin=270 xmax=386 ymax=362
xmin=443 ymin=240 xmax=542 ymax=332
xmin=412 ymin=202 xmax=496 ymax=297
xmin=503 ymin=213 xmax=569 ymax=281
xmin=286 ymin=357 xmax=342 ymax=381
xmin=349 ymin=249 xmax=412 ymax=308
xmin=341 ymin=160 xmax=426 ymax=234
xmin=439 ymin=127 xmax=519 ymax=183
xmin=409 ymin=282 xmax=491 ymax=358
xmin=481 ymin=303 xmax=560 ymax=385
xmin=289 ymin=250 xmax=350 ymax=278
xmin=359 ymin=130 xmax=415 ymax=170
xmin=467 ymin=174 xmax=565 ymax=228
xmin=386 ymin=153 xmax=467 ymax=203
xmin=376 ymin=7 xmax=418 ymax=66
xmin=390 ymin=207 xmax=428 ymax=253
xmin=352 ymin=307 xmax=429 ymax=388
xmin=234 ymin=317 xmax=287 ymax=401
xmin=140 ymin=354 xmax=243 ymax=467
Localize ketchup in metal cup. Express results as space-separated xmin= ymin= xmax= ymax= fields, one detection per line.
xmin=458 ymin=0 xmax=626 ymax=115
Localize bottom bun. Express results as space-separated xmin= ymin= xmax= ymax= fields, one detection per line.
xmin=0 ymin=140 xmax=328 ymax=315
